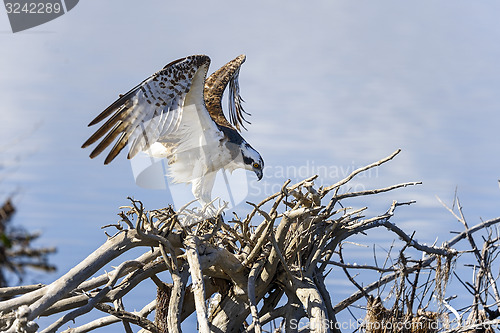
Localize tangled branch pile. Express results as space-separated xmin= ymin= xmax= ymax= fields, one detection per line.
xmin=0 ymin=149 xmax=499 ymax=333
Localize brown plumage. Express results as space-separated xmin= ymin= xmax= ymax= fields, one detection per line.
xmin=204 ymin=54 xmax=250 ymax=131
xmin=81 ymin=54 xmax=264 ymax=206
xmin=82 ymin=55 xmax=210 ymax=164
xmin=81 ymin=54 xmax=255 ymax=163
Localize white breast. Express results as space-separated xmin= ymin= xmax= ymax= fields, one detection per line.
xmin=144 ymin=104 xmax=230 ymax=184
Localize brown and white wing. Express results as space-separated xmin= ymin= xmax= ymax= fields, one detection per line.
xmin=204 ymin=54 xmax=251 ymax=131
xmin=82 ymin=55 xmax=211 ymax=164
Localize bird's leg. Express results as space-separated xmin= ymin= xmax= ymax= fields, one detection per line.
xmin=191 ymin=172 xmax=218 ymax=219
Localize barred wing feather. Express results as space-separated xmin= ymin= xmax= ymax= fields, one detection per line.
xmin=82 ymin=55 xmax=211 ymax=164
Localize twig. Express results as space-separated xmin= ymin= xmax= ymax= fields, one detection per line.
xmin=242 ymin=206 xmax=275 ymax=268
xmin=0 ymin=284 xmax=45 ymax=298
xmin=322 ymin=260 xmax=396 ymax=273
xmin=321 ymin=149 xmax=402 ymax=196
xmin=333 ymin=258 xmax=433 ymax=313
xmin=94 ymin=302 xmax=158 ymax=333
xmin=332 ymin=182 xmax=422 ymax=201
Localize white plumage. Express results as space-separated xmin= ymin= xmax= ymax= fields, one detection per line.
xmin=82 ymin=54 xmax=264 ymax=207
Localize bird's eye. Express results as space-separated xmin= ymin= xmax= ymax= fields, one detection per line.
xmin=253 ymin=163 xmax=260 ymax=168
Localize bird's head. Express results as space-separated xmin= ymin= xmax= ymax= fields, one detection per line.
xmin=241 ymin=143 xmax=264 ymax=181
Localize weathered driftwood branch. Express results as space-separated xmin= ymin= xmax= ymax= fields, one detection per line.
xmin=41 ymin=260 xmax=144 ymax=333
xmin=3 ymin=149 xmax=491 ymax=332
xmin=184 ymin=235 xmax=210 ymax=333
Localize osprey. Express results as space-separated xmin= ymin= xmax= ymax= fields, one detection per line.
xmin=82 ymin=54 xmax=264 ymax=207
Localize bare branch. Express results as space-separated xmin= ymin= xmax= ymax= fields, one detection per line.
xmin=248 ymin=258 xmax=266 ymax=333
xmin=321 ymin=149 xmax=401 ymax=196
xmin=184 ymin=235 xmax=210 ymax=333
xmin=41 ymin=260 xmax=143 ymax=333
xmin=4 ymin=150 xmax=494 ymax=333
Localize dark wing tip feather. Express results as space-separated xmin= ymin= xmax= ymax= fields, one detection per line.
xmin=104 ymin=132 xmax=128 ymax=165
xmin=87 ymin=85 xmax=140 ymax=127
xmin=82 ymin=83 xmax=141 ymax=158
xmin=82 ymin=105 xmax=133 ymax=149
xmin=87 ymin=122 xmax=124 ymax=160
xmin=84 ymin=53 xmax=212 ymax=164
xmin=87 ymin=105 xmax=119 ymax=127
xmin=81 ymin=140 xmax=91 ymax=149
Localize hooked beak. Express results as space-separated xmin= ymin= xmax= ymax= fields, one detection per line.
xmin=255 ymin=169 xmax=263 ymax=181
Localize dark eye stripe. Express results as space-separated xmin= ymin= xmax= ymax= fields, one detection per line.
xmin=243 ymin=155 xmax=253 ymax=165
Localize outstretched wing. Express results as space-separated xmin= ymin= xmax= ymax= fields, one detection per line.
xmin=204 ymin=54 xmax=251 ymax=131
xmin=82 ymin=55 xmax=211 ymax=164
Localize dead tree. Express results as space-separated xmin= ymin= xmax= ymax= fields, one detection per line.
xmin=0 ymin=198 xmax=56 ymax=289
xmin=433 ymin=196 xmax=500 ymax=333
xmin=0 ymin=149 xmax=494 ymax=333
xmin=352 ymin=194 xmax=500 ymax=333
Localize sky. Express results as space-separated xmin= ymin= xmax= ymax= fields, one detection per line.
xmin=1 ymin=1 xmax=500 ymax=331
